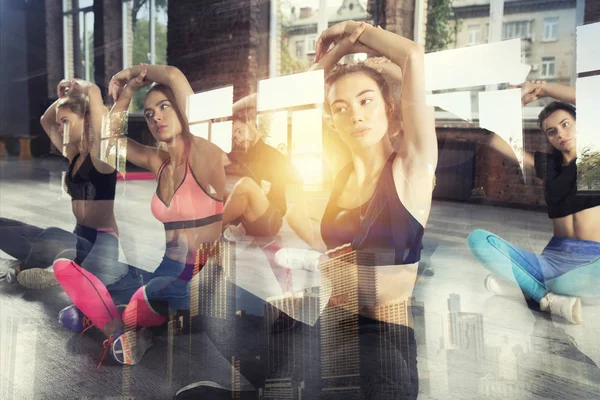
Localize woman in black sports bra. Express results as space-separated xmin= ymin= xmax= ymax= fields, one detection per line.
xmin=0 ymin=79 xmax=141 ymax=301
xmin=285 ymin=22 xmax=437 ymax=398
xmin=467 ymin=82 xmax=600 ymax=324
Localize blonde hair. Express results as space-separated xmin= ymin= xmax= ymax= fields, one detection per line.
xmin=57 ymin=94 xmax=89 ymax=118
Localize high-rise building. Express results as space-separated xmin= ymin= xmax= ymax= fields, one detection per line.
xmin=263 ymin=289 xmax=321 ymax=399
xmin=319 ymin=245 xmax=413 ymax=398
xmin=446 ymin=294 xmax=487 ymax=396
xmin=319 ymin=246 xmax=376 ymax=397
xmin=189 ymin=240 xmax=237 ymax=320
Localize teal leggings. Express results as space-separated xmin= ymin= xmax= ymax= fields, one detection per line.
xmin=467 ymin=229 xmax=600 ymax=302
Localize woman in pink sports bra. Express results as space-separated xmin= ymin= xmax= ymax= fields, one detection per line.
xmin=52 ymin=65 xmax=225 ymax=366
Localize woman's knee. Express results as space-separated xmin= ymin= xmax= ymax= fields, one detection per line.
xmin=55 ymin=248 xmax=78 ymax=262
xmin=466 ymin=229 xmax=493 ymax=252
xmin=233 ymin=177 xmax=260 ymax=196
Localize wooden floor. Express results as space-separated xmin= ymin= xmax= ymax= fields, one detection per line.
xmin=1 ymin=156 xmax=600 ymax=399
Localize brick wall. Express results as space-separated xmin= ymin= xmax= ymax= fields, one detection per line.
xmin=585 ymin=0 xmax=600 ymax=23
xmin=167 ymin=0 xmax=270 ymax=102
xmin=368 ymin=0 xmax=415 ymax=39
xmin=438 ymin=124 xmax=548 ymax=207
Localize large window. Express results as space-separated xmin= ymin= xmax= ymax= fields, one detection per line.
xmin=543 ymin=17 xmax=559 ymax=41
xmin=502 ymin=20 xmax=532 ymax=40
xmin=62 ymin=0 xmax=94 ymax=81
xmin=122 ymin=0 xmax=169 ymax=112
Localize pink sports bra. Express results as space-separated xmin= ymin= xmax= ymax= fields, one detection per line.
xmin=151 ymin=158 xmax=224 ymax=230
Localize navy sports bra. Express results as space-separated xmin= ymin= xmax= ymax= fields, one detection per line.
xmin=320 ymin=153 xmax=424 ymax=265
xmin=64 ymin=153 xmax=117 ymax=201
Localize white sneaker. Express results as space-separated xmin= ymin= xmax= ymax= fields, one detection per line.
xmin=540 ymin=292 xmax=583 ymax=324
xmin=274 ymin=248 xmax=322 ymax=272
xmin=0 ymin=258 xmax=19 ymax=283
xmin=111 ymin=328 xmax=154 ymax=365
xmin=484 ymin=274 xmax=524 ymax=298
xmin=17 ymin=267 xmax=59 ymax=289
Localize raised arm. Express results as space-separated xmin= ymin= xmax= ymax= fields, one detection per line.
xmin=515 ymin=81 xmax=576 ymax=105
xmin=66 ymin=80 xmax=106 ymax=162
xmin=350 ymin=22 xmax=437 ymax=166
xmin=109 ymin=64 xmax=193 ymax=130
xmin=310 ymin=22 xmax=374 ymax=75
xmin=107 ymin=69 xmax=164 ymax=173
xmin=40 ymin=97 xmax=67 ymax=157
xmin=488 ymin=132 xmax=535 ymax=170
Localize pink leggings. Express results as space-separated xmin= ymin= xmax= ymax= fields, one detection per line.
xmin=54 ymin=247 xmax=214 ymax=334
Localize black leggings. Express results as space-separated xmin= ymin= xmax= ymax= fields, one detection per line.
xmin=0 ymin=217 xmax=97 ymax=269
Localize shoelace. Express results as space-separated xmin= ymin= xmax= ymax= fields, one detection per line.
xmin=0 ymin=266 xmax=16 ymax=283
xmin=80 ymin=315 xmax=96 ymax=335
xmin=97 ymin=334 xmax=115 ymax=370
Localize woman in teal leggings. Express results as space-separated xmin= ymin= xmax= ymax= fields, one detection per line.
xmin=467 ymin=82 xmax=600 ymax=324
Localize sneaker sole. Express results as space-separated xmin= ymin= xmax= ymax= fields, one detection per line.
xmin=111 ymin=329 xmax=154 ymax=365
xmin=17 ymin=268 xmax=59 ymax=289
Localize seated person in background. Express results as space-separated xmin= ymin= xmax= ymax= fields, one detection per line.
xmin=222 ymin=104 xmax=301 ymax=241
xmin=468 ymin=81 xmax=600 ymax=324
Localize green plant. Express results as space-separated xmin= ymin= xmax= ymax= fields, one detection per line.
xmin=279 ymin=0 xmax=311 ymax=75
xmin=577 ymin=147 xmax=600 ymax=190
xmin=425 ymin=0 xmax=460 ymax=52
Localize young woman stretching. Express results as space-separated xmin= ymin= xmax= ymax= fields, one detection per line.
xmin=284 ymin=21 xmax=437 ymax=398
xmin=52 ymin=65 xmax=225 ymax=365
xmin=0 ymin=79 xmax=141 ymax=304
xmin=467 ymin=82 xmax=600 ymax=324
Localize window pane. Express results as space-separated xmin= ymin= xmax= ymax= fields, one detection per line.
xmin=125 ymin=0 xmax=169 ymax=112
xmin=156 ymin=0 xmax=168 ymax=65
xmin=82 ymin=11 xmax=94 ymax=81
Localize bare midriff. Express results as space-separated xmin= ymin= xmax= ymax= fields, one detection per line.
xmin=72 ymin=200 xmax=118 ymax=234
xmin=552 ymin=205 xmax=600 ymax=243
xmin=163 ymin=222 xmax=222 ymax=264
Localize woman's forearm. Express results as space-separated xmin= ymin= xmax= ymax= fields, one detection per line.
xmin=232 ymin=93 xmax=257 ymax=115
xmin=110 ymin=87 xmax=135 ymax=114
xmin=541 ymin=83 xmax=576 ymax=105
xmin=353 ymin=23 xmax=425 ymax=106
xmin=40 ymin=99 xmax=63 ymax=151
xmin=349 ymin=22 xmax=421 ymax=73
xmin=126 ymin=64 xmax=173 ymax=87
xmin=310 ymin=42 xmax=348 ymax=75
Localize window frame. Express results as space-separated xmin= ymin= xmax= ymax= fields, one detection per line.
xmin=306 ymin=34 xmax=317 ymax=55
xmin=543 ymin=17 xmax=559 ymax=42
xmin=62 ymin=0 xmax=94 ymax=81
xmin=295 ymin=39 xmax=305 ymax=58
xmin=502 ymin=20 xmax=532 ymax=40
xmin=121 ymin=0 xmax=163 ymax=70
xmin=467 ymin=25 xmax=482 ymax=46
xmin=540 ymin=56 xmax=556 ymax=78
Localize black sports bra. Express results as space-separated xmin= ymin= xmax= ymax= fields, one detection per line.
xmin=535 ymin=152 xmax=600 ymax=219
xmin=321 ymin=153 xmax=424 ymax=265
xmin=64 ymin=153 xmax=117 ymax=201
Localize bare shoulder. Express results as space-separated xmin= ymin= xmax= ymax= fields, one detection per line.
xmin=189 ymin=136 xmax=226 ymax=196
xmin=149 ymin=149 xmax=171 ymax=174
xmin=190 ymin=137 xmax=224 ymax=165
